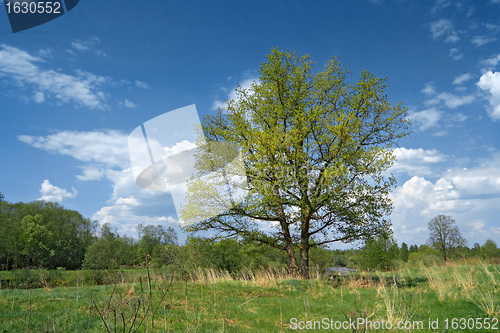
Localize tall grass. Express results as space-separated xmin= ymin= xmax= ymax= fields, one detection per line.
xmin=420 ymin=260 xmax=499 ymax=317
xmin=422 ymin=265 xmax=452 ymax=302
xmin=376 ymin=276 xmax=420 ymax=325
xmin=465 ymin=264 xmax=499 ymax=317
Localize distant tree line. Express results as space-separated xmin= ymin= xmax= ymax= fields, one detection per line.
xmin=0 ymin=197 xmax=95 ymax=270
xmin=0 ymin=193 xmax=498 ymax=272
xmin=358 ymin=215 xmax=499 ymax=271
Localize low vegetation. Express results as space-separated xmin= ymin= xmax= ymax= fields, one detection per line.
xmin=0 ymin=260 xmax=498 ymax=332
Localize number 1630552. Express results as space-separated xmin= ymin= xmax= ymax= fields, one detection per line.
xmin=5 ymin=1 xmax=62 ymax=14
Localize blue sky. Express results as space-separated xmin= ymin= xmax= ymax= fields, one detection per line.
xmin=1 ymin=0 xmax=499 ymax=247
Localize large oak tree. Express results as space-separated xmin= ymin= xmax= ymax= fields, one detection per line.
xmin=181 ymin=48 xmax=410 ymax=278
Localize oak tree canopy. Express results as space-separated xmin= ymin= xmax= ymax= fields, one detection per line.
xmin=181 ymin=48 xmax=411 ymax=278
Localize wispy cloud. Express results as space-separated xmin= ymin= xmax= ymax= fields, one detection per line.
xmin=69 ymin=37 xmax=106 ymax=57
xmin=431 ymin=0 xmax=452 ymax=13
xmin=0 ymin=44 xmax=107 ymax=109
xmin=409 ymin=108 xmax=441 ymax=131
xmin=122 ymin=99 xmax=136 ymax=108
xmin=471 ymin=35 xmax=497 ymax=47
xmin=422 ymin=82 xmax=436 ymax=96
xmin=135 ymin=80 xmax=150 ymax=89
xmin=392 ymin=147 xmax=447 ymax=176
xmin=18 ymin=130 xmax=130 ymax=169
xmin=422 ymin=82 xmax=475 ymax=109
xmin=76 ymin=166 xmax=106 ymax=181
xmin=445 ymin=33 xmax=460 ymax=43
xmin=453 ymin=73 xmax=472 ymax=85
xmin=430 ymin=18 xmax=459 ymax=43
xmin=426 ymin=92 xmax=475 ymax=108
xmin=449 ymin=48 xmax=463 ymax=60
xmin=430 ymin=19 xmax=453 ymax=39
xmin=71 ymin=36 xmax=100 ymax=51
xmin=481 ymin=54 xmax=500 ymax=69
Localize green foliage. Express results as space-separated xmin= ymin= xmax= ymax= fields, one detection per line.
xmin=136 ymin=224 xmax=178 ymax=263
xmin=82 ymin=237 xmax=117 ymax=270
xmin=0 ymin=200 xmax=96 ymax=270
xmin=240 ymin=240 xmax=288 ymax=270
xmin=417 ymin=244 xmax=442 ymax=256
xmin=82 ymin=223 xmax=180 ymax=269
xmin=481 ymin=239 xmax=499 ymax=259
xmin=182 ymin=237 xmax=244 ymax=272
xmin=400 ymin=242 xmax=409 ymax=262
xmin=308 ymin=247 xmax=335 ymax=272
xmin=360 ymin=234 xmax=399 ymax=271
xmin=20 ymin=214 xmax=53 ymax=268
xmin=408 ymin=246 xmax=444 ymax=267
xmin=408 ymin=253 xmax=444 ymax=267
xmin=472 ymin=242 xmax=481 ymax=257
xmin=180 ymin=237 xmax=288 ymax=274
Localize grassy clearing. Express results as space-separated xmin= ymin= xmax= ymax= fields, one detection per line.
xmin=0 ymin=262 xmax=498 ymax=332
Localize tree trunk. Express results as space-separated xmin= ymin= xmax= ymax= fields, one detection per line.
xmin=275 ymin=185 xmax=299 ymax=276
xmin=284 ymin=240 xmax=299 ymax=276
xmin=280 ymin=218 xmax=299 ymax=276
xmin=299 ymin=216 xmax=310 ymax=279
xmin=299 ymin=243 xmax=310 ymax=279
xmin=441 ymin=243 xmax=447 ymax=261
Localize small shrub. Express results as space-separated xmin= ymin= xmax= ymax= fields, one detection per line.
xmin=408 ymin=253 xmax=444 ymax=267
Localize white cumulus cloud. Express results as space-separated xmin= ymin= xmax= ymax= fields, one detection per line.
xmin=38 ymin=179 xmax=78 ymax=202
xmin=390 ymin=153 xmax=500 ymax=245
xmin=477 ymin=70 xmax=500 ymax=120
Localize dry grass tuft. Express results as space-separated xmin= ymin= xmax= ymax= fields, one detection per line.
xmin=189 ymin=268 xmax=234 ymax=284
xmin=188 ymin=266 xmax=321 ymax=287
xmin=422 ymin=259 xmax=499 ymax=316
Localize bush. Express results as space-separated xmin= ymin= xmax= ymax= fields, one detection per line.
xmin=408 ymin=253 xmax=444 ymax=267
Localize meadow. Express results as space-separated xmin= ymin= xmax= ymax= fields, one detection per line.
xmin=0 ymin=261 xmax=498 ymax=332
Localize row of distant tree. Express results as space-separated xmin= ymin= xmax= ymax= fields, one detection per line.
xmin=0 ymin=193 xmax=498 ymax=272
xmin=358 ymin=234 xmax=499 ymax=271
xmin=0 ymin=193 xmax=95 ymax=270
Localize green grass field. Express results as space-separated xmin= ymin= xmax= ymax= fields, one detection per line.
xmin=0 ymin=262 xmax=498 ymax=332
